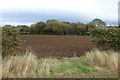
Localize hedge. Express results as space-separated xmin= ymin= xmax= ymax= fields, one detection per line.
xmin=90 ymin=28 xmax=120 ymax=51
xmin=2 ymin=25 xmax=20 ymax=57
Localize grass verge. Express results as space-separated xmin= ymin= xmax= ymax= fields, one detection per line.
xmin=2 ymin=49 xmax=118 ymax=78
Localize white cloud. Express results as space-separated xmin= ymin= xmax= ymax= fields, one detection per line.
xmin=0 ymin=0 xmax=119 ymax=24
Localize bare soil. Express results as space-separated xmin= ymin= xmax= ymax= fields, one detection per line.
xmin=18 ymin=35 xmax=96 ymax=59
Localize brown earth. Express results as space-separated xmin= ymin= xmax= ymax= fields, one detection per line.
xmin=18 ymin=35 xmax=96 ymax=59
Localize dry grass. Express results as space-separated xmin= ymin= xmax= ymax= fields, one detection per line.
xmin=86 ymin=48 xmax=118 ymax=71
xmin=2 ymin=53 xmax=39 ymax=78
xmin=2 ymin=53 xmax=61 ymax=78
xmin=2 ymin=49 xmax=118 ymax=78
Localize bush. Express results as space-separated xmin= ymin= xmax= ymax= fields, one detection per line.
xmin=90 ymin=28 xmax=120 ymax=51
xmin=2 ymin=25 xmax=20 ymax=57
xmin=17 ymin=25 xmax=30 ymax=34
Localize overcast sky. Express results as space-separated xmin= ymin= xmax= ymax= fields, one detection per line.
xmin=0 ymin=0 xmax=119 ymax=26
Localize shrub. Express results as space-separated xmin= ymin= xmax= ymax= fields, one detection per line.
xmin=2 ymin=25 xmax=20 ymax=57
xmin=17 ymin=25 xmax=30 ymax=34
xmin=90 ymin=28 xmax=120 ymax=51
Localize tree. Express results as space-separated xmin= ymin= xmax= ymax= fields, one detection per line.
xmin=35 ymin=22 xmax=46 ymax=34
xmin=29 ymin=22 xmax=46 ymax=34
xmin=17 ymin=25 xmax=30 ymax=34
xmin=62 ymin=21 xmax=71 ymax=25
xmin=91 ymin=19 xmax=106 ymax=28
xmin=29 ymin=24 xmax=37 ymax=34
xmin=84 ymin=23 xmax=97 ymax=35
xmin=85 ymin=23 xmax=96 ymax=30
xmin=62 ymin=23 xmax=72 ymax=35
xmin=44 ymin=19 xmax=61 ymax=35
xmin=46 ymin=19 xmax=58 ymax=23
xmin=71 ymin=23 xmax=78 ymax=35
xmin=76 ymin=22 xmax=85 ymax=35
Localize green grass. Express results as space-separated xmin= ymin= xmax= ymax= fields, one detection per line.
xmin=36 ymin=56 xmax=101 ymax=77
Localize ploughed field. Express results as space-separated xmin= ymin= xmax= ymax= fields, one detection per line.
xmin=18 ymin=35 xmax=96 ymax=59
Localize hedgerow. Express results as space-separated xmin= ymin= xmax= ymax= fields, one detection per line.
xmin=2 ymin=25 xmax=20 ymax=57
xmin=90 ymin=28 xmax=120 ymax=51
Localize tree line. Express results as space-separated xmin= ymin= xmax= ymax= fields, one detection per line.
xmin=4 ymin=18 xmax=119 ymax=36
